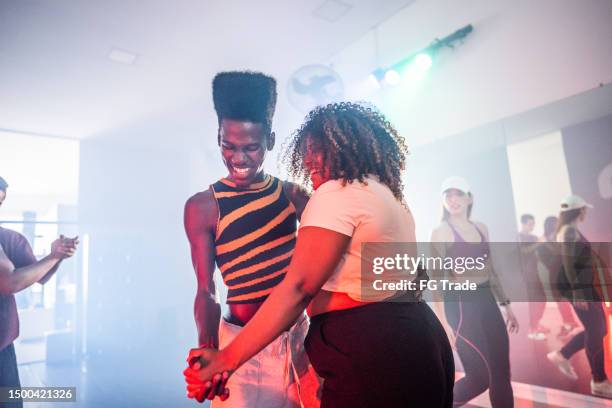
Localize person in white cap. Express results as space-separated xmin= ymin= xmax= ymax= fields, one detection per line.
xmin=546 ymin=194 xmax=612 ymax=398
xmin=536 ymin=215 xmax=578 ymax=338
xmin=430 ymin=176 xmax=518 ymax=408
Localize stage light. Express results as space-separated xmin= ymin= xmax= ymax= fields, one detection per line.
xmin=414 ymin=53 xmax=433 ymax=72
xmin=369 ymin=24 xmax=472 ymax=89
xmin=384 ymin=69 xmax=400 ymax=85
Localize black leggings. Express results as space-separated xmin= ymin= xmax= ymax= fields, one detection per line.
xmin=444 ymin=285 xmax=513 ymax=408
xmin=560 ymin=301 xmax=608 ymax=382
xmin=305 ymin=301 xmax=454 ymax=408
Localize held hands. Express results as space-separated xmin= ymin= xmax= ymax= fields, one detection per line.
xmin=50 ymin=235 xmax=79 ymax=260
xmin=502 ymin=304 xmax=519 ymax=334
xmin=184 ymin=337 xmax=232 ymax=403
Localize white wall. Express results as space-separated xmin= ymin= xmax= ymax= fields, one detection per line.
xmin=506 ymin=131 xmax=572 ymax=236
xmin=0 ymin=130 xmax=79 ymax=219
xmin=329 ymin=0 xmax=612 ymax=146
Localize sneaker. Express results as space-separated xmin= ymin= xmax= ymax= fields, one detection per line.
xmin=547 ymin=350 xmax=578 ymax=380
xmin=591 ymin=379 xmax=612 ymax=399
xmin=528 ymin=331 xmax=547 ymax=341
xmin=558 ymin=324 xmax=577 ymax=338
xmin=536 ymin=324 xmax=551 ymax=334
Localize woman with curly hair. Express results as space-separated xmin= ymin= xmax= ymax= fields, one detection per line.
xmin=184 ymin=102 xmax=454 ymax=407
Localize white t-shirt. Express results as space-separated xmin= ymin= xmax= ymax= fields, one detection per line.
xmin=299 ymin=175 xmax=416 ymax=301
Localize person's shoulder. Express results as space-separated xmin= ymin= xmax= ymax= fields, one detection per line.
xmin=282 ymin=180 xmax=310 ymax=200
xmin=517 ymin=231 xmax=535 ymax=240
xmin=558 ymin=224 xmax=579 ymax=242
xmin=186 ymin=186 xmax=212 ymax=202
xmin=282 ymin=180 xmax=310 ymax=218
xmin=431 ymin=221 xmax=453 ymax=242
xmin=318 ymin=178 xmax=345 ymax=192
xmin=0 ymin=227 xmax=27 ymax=244
xmin=184 ymin=188 xmax=217 ymax=230
xmin=0 ymin=227 xmax=34 ymax=264
xmin=472 ymin=221 xmax=489 ymax=235
xmin=560 ymin=224 xmax=577 ymax=232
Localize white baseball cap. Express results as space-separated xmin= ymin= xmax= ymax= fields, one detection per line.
xmin=560 ymin=194 xmax=593 ymax=212
xmin=440 ymin=176 xmax=471 ymax=195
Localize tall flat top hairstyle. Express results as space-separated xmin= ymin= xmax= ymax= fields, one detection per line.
xmin=282 ymin=102 xmax=409 ymax=203
xmin=212 ymin=71 xmax=277 ymax=132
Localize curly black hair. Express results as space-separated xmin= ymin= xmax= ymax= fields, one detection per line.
xmin=282 ymin=102 xmax=409 ymax=203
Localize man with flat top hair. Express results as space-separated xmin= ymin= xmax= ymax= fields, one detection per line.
xmin=183 ymin=72 xmax=319 ymax=407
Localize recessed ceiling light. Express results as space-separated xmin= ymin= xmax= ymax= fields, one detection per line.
xmin=313 ymin=0 xmax=352 ymax=22
xmin=108 ymin=48 xmax=138 ymax=65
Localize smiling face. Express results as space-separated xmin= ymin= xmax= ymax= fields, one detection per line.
xmin=303 ymin=135 xmax=331 ymax=190
xmin=218 ymin=119 xmax=274 ymax=187
xmin=443 ymin=188 xmax=472 ymax=217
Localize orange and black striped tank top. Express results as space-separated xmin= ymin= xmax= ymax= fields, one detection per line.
xmin=211 ymin=175 xmax=297 ymax=304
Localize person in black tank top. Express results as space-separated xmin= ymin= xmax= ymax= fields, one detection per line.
xmin=537 ymin=215 xmax=578 ymax=337
xmin=183 ymin=72 xmax=318 ymax=407
xmin=546 ymin=195 xmax=612 ymax=399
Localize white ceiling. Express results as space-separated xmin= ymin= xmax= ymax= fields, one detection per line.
xmin=0 ymin=0 xmax=416 ymax=139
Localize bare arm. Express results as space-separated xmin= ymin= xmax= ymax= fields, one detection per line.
xmin=38 ymin=235 xmax=78 ymax=284
xmin=477 ymin=223 xmax=518 ymax=332
xmin=0 ymin=237 xmax=76 ymax=295
xmin=283 ymin=181 xmax=310 ymax=222
xmin=488 ymin=264 xmax=509 ymax=303
xmin=475 ymin=223 xmax=508 ymax=302
xmin=38 ymin=263 xmax=61 ymax=284
xmin=429 ymin=225 xmax=453 ymax=338
xmin=185 ymin=191 xmax=222 ymax=347
xmin=0 ymin=249 xmax=16 ymax=285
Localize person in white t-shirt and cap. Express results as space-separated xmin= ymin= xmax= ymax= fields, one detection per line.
xmin=546 ymin=194 xmax=612 ymax=398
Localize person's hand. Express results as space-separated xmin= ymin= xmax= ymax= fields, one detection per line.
xmin=186 ymin=337 xmax=229 ymax=402
xmin=50 ymin=235 xmax=79 ymax=260
xmin=502 ymin=304 xmax=519 ymax=333
xmin=184 ymin=347 xmax=233 ymax=403
xmin=187 ymin=336 xmax=218 ymax=367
